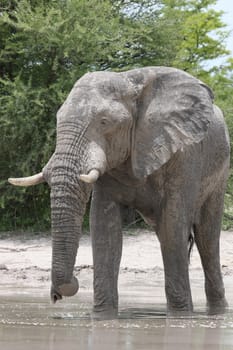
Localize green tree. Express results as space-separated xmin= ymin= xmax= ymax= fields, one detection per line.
xmin=206 ymin=60 xmax=233 ymax=228
xmin=162 ymin=0 xmax=229 ymax=76
xmin=1 ymin=0 xmax=129 ymax=229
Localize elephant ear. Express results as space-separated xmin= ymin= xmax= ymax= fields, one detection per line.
xmin=129 ymin=69 xmax=212 ymax=179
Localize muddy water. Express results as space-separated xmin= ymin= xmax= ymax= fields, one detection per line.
xmin=1 ymin=290 xmax=233 ymax=350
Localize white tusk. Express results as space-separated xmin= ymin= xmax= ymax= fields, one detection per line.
xmin=8 ymin=172 xmax=45 ymax=187
xmin=79 ymin=169 xmax=100 ymax=184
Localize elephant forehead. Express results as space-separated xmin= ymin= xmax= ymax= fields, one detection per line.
xmin=57 ymin=90 xmax=128 ymax=127
xmin=56 ymin=85 xmax=98 ymax=120
xmin=75 ymin=71 xmax=130 ymax=97
xmin=57 ymin=81 xmax=132 ymax=125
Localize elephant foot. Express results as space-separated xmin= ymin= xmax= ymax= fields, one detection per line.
xmin=92 ymin=306 xmax=118 ymax=320
xmin=167 ymin=302 xmax=194 ymax=318
xmin=207 ymin=298 xmax=228 ymax=315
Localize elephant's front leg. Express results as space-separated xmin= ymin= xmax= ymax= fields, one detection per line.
xmin=90 ymin=181 xmax=122 ymax=319
xmin=157 ymin=203 xmax=193 ymax=315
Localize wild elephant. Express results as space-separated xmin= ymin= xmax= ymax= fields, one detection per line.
xmin=9 ymin=67 xmax=230 ymax=317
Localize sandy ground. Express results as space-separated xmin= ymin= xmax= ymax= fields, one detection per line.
xmin=0 ymin=229 xmax=233 ymax=309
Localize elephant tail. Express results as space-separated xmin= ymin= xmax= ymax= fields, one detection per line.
xmin=188 ymin=230 xmax=195 ymax=262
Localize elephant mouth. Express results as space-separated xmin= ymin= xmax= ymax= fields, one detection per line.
xmin=51 ymin=289 xmax=62 ymax=304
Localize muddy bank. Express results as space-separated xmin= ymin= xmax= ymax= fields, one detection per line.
xmin=0 ymin=230 xmax=233 ymax=306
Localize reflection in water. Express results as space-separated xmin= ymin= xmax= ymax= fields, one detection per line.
xmin=0 ymin=295 xmax=233 ymax=350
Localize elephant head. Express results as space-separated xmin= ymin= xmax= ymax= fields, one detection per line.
xmin=9 ymin=67 xmax=212 ymax=302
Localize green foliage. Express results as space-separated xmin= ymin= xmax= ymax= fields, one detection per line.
xmin=162 ymin=0 xmax=229 ymax=75
xmin=0 ymin=0 xmax=233 ymax=231
xmin=207 ymin=60 xmax=233 ymax=229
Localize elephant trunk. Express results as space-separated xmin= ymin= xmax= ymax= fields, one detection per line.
xmin=50 ymin=135 xmax=107 ymax=302
xmin=50 ymin=160 xmax=91 ymax=303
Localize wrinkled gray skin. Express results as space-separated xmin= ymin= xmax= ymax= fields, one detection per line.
xmin=41 ymin=67 xmax=229 ymax=317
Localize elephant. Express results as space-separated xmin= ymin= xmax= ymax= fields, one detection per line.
xmin=9 ymin=66 xmax=230 ymax=317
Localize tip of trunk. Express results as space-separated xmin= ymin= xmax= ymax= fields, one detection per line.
xmin=51 ymin=276 xmax=79 ymax=303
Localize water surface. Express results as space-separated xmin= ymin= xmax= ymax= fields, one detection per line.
xmin=1 ymin=289 xmax=233 ymax=350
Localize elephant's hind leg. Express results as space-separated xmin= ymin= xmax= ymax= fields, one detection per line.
xmin=194 ymin=186 xmax=228 ymax=314
xmin=90 ymin=180 xmax=122 ymax=319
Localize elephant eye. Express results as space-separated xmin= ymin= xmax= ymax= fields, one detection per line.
xmin=100 ymin=118 xmax=109 ymax=126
